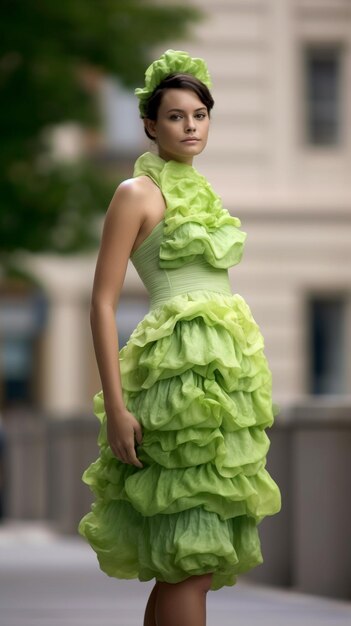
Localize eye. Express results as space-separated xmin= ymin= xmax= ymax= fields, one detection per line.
xmin=169 ymin=113 xmax=182 ymax=121
xmin=195 ymin=112 xmax=207 ymax=120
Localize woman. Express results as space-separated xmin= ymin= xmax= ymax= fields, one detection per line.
xmin=78 ymin=50 xmax=281 ymax=626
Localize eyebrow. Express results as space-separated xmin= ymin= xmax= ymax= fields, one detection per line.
xmin=166 ymin=107 xmax=207 ymax=113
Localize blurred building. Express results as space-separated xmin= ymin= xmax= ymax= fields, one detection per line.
xmin=2 ymin=0 xmax=351 ymax=417
xmin=177 ymin=0 xmax=351 ymax=404
xmin=1 ymin=0 xmax=351 ymax=600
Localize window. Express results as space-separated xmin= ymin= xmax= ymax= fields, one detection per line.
xmin=303 ymin=45 xmax=342 ymax=146
xmin=0 ymin=289 xmax=48 ymax=409
xmin=308 ymin=295 xmax=347 ymax=394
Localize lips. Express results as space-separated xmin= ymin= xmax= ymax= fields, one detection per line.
xmin=181 ymin=138 xmax=200 ymax=142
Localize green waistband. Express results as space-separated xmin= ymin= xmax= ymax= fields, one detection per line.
xmin=149 ymin=259 xmax=232 ymax=309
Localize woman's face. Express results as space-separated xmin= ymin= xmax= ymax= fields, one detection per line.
xmin=144 ymin=88 xmax=210 ymax=165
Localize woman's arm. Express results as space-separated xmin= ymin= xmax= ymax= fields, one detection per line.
xmin=90 ymin=177 xmax=151 ymax=468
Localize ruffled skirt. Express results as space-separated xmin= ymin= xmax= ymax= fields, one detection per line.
xmin=78 ymin=290 xmax=281 ymax=590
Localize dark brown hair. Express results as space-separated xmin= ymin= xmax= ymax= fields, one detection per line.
xmin=143 ymin=73 xmax=214 ymax=140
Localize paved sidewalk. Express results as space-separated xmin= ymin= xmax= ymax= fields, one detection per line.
xmin=1 ymin=522 xmax=350 ymax=626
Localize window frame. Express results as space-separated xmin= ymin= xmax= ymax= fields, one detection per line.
xmin=299 ymin=41 xmax=345 ymax=150
xmin=304 ymin=289 xmax=351 ymax=396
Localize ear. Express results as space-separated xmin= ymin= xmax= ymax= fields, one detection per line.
xmin=144 ymin=118 xmax=157 ymax=139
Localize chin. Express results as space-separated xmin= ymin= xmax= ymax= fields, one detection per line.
xmin=160 ymin=142 xmax=206 ymax=163
xmin=180 ymin=142 xmax=205 ymax=156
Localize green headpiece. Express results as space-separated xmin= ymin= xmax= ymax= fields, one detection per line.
xmin=135 ymin=49 xmax=212 ymax=118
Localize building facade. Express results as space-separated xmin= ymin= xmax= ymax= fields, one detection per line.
xmin=169 ymin=0 xmax=351 ymax=405
xmin=3 ymin=0 xmax=350 ymax=417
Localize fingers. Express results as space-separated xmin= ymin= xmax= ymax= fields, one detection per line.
xmin=117 ymin=447 xmax=143 ymax=468
xmin=107 ymin=416 xmax=143 ymax=468
xmin=134 ymin=422 xmax=143 ymax=445
xmin=114 ymin=441 xmax=143 ymax=468
xmin=128 ymin=445 xmax=143 ymax=469
xmin=123 ymin=422 xmax=143 ymax=467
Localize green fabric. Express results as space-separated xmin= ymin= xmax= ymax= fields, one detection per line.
xmin=78 ymin=152 xmax=281 ymax=590
xmin=134 ymin=49 xmax=212 ymax=117
xmin=131 ymin=222 xmax=232 ymax=310
xmin=134 ymin=151 xmax=247 ymax=269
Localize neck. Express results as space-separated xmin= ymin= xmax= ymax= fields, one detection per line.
xmin=157 ymin=148 xmax=193 ymax=166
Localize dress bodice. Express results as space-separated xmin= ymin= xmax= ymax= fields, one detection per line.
xmin=130 ymin=151 xmax=247 ymax=310
xmin=130 ymin=220 xmax=232 ymax=311
xmin=133 ymin=152 xmax=247 ymax=268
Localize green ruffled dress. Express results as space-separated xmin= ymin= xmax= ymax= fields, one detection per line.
xmin=78 ymin=151 xmax=281 ymax=591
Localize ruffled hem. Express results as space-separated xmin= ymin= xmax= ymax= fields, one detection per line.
xmin=133 ymin=152 xmax=247 ymax=269
xmin=78 ymin=502 xmax=264 ymax=590
xmin=79 ymin=288 xmax=281 ymax=588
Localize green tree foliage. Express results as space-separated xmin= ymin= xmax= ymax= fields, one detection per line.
xmin=0 ymin=0 xmax=200 ymax=262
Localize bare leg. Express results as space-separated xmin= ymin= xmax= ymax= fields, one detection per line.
xmin=155 ymin=573 xmax=213 ymax=626
xmin=143 ymin=581 xmax=159 ymax=626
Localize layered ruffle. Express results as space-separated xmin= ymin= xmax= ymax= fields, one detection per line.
xmin=79 ymin=290 xmax=281 ymax=589
xmin=133 ymin=152 xmax=247 ymax=269
xmin=79 ymin=501 xmax=263 ymax=589
xmin=119 ymin=291 xmax=269 ymax=393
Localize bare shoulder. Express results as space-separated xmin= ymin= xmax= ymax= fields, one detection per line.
xmin=100 ymin=174 xmax=163 ymax=251
xmin=105 ymin=175 xmax=164 ymax=240
xmin=112 ymin=175 xmax=160 ymax=208
xmin=91 ymin=174 xmax=163 ymax=304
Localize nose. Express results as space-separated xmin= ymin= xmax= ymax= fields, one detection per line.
xmin=185 ymin=117 xmax=196 ymax=132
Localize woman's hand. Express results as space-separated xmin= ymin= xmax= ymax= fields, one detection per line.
xmin=106 ymin=406 xmax=143 ymax=468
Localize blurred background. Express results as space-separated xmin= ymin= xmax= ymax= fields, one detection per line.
xmin=1 ymin=0 xmax=351 ymax=605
